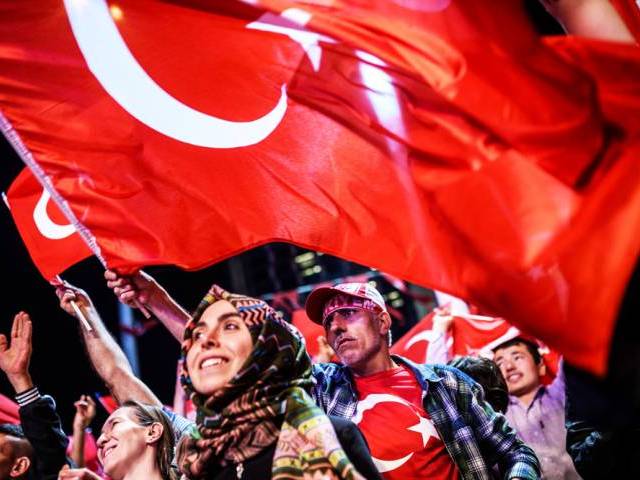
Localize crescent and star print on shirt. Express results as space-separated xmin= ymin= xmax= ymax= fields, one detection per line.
xmin=353 ymin=365 xmax=458 ymax=479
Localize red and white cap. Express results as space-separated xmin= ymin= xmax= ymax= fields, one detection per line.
xmin=305 ymin=282 xmax=387 ymax=325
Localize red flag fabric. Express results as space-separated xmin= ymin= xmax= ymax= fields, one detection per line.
xmin=391 ymin=310 xmax=439 ymax=364
xmin=0 ymin=394 xmax=20 ymax=424
xmin=391 ymin=311 xmax=560 ymax=381
xmin=1 ymin=1 xmax=639 ymax=375
xmin=254 ymin=0 xmax=606 ymax=186
xmin=5 ymin=169 xmax=92 ymax=280
xmin=95 ymin=394 xmax=118 ymax=415
xmin=390 ymin=311 xmax=515 ymax=364
xmin=291 ymin=308 xmax=326 ymax=358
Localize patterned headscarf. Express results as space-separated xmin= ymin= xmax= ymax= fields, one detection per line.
xmin=177 ymin=285 xmax=364 ymax=480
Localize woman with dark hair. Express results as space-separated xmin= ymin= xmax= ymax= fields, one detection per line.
xmin=58 ymin=400 xmax=176 ymax=480
xmin=176 ymin=285 xmax=380 ymax=480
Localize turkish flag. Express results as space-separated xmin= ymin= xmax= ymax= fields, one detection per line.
xmin=255 ymin=0 xmax=607 ymax=186
xmin=391 ymin=310 xmax=560 ymax=381
xmin=391 ymin=311 xmax=439 ymax=364
xmin=5 ymin=169 xmax=92 ymax=280
xmin=1 ymin=1 xmax=639 ymax=376
xmin=391 ymin=311 xmax=517 ymax=364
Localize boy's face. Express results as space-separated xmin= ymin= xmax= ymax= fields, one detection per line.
xmin=494 ymin=343 xmax=545 ymax=397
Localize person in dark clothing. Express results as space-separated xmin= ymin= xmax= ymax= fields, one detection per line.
xmin=448 ymin=355 xmax=510 ymax=414
xmin=564 ymin=419 xmax=640 ymax=479
xmin=0 ymin=312 xmax=70 ymax=480
xmin=175 ymin=284 xmax=381 ymax=480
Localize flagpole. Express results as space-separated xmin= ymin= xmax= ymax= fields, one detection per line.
xmin=0 ymin=110 xmax=151 ymax=317
xmin=0 ymin=110 xmax=106 ymax=263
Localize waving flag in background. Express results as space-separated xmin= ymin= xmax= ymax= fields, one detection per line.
xmin=0 ymin=1 xmax=639 ymax=375
xmin=390 ymin=310 xmax=516 ymax=364
xmin=391 ymin=308 xmax=560 ymax=381
xmin=4 ymin=168 xmax=91 ymax=279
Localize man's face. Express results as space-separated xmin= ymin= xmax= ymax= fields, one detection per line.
xmin=494 ymin=343 xmax=544 ymax=397
xmin=323 ymin=307 xmax=385 ymax=371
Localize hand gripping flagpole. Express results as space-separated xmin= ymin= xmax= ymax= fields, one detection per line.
xmin=51 ymin=275 xmax=94 ymax=333
xmin=0 ymin=110 xmax=151 ymax=318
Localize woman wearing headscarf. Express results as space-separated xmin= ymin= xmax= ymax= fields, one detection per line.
xmin=176 ymin=285 xmax=381 ymax=480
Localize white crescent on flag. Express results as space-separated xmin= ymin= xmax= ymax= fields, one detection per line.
xmin=63 ymin=0 xmax=288 ymax=148
xmin=33 ymin=187 xmax=75 ymax=240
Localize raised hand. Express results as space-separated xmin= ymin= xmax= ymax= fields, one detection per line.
xmin=104 ymin=269 xmax=157 ymax=308
xmin=54 ymin=283 xmax=94 ymax=318
xmin=73 ymin=394 xmax=97 ymax=431
xmin=312 ymin=336 xmax=336 ymax=364
xmin=431 ymin=305 xmax=455 ymax=334
xmin=0 ymin=312 xmax=34 ymax=392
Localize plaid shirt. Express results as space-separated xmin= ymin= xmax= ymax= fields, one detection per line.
xmin=312 ymin=356 xmax=540 ymax=480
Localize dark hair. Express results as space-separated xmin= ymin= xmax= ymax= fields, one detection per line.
xmin=0 ymin=423 xmax=26 ymax=439
xmin=120 ymin=401 xmax=177 ymax=480
xmin=493 ymin=337 xmax=542 ymax=365
xmin=449 ymin=356 xmax=509 ymax=413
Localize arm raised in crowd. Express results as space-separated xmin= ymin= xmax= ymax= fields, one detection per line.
xmin=0 ymin=312 xmax=70 ymax=479
xmin=104 ymin=270 xmax=190 ymax=342
xmin=425 ymin=307 xmax=454 ymax=364
xmin=55 ymin=284 xmax=161 ymax=406
xmin=539 ymin=0 xmax=634 ymax=42
xmin=70 ymin=395 xmax=96 ymax=468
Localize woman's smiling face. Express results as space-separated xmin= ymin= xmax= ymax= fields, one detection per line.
xmin=186 ymin=300 xmax=254 ymax=396
xmin=96 ymin=407 xmax=150 ymax=479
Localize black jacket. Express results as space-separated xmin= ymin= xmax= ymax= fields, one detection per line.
xmin=19 ymin=394 xmax=70 ymax=480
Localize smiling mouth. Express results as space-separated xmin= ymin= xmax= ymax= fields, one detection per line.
xmin=102 ymin=445 xmax=115 ymax=460
xmin=506 ymin=373 xmax=522 ymax=383
xmin=200 ymin=357 xmax=228 ymax=370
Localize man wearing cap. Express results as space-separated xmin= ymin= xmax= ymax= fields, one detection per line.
xmin=305 ymin=282 xmax=540 ymax=480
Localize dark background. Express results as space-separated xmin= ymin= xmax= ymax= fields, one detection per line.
xmin=0 ymin=2 xmax=563 ymax=432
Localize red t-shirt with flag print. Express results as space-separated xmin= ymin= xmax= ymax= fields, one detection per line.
xmin=353 ymin=365 xmax=458 ymax=480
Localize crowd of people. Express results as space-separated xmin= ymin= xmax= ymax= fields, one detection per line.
xmin=0 ymin=266 xmax=627 ymax=479
xmin=0 ymin=1 xmax=636 ymax=479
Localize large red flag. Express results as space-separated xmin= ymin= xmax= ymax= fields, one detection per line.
xmin=4 ymin=169 xmax=92 ymax=279
xmin=1 ymin=1 xmax=639 ymax=375
xmin=254 ymin=0 xmax=607 ymax=186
